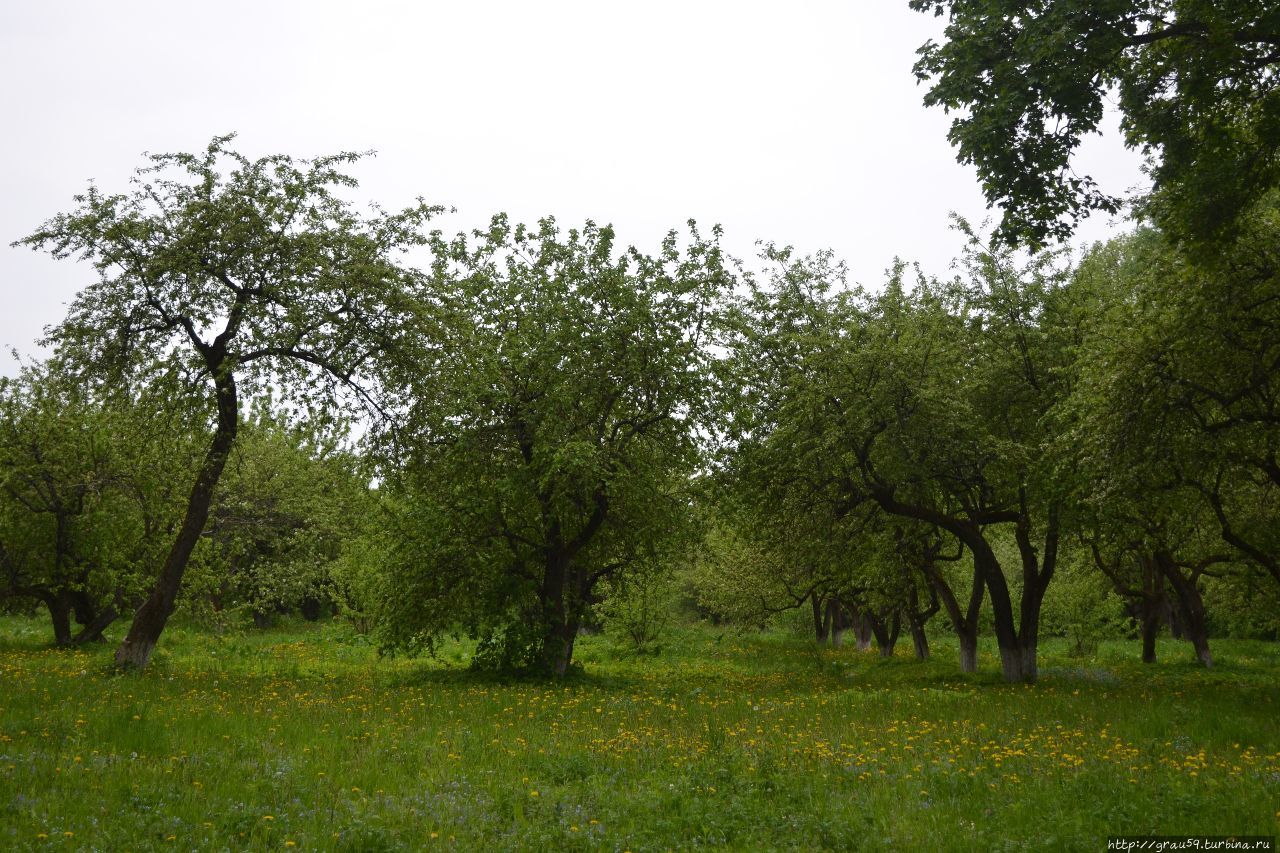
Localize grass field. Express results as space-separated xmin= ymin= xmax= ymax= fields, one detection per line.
xmin=1 ymin=617 xmax=1277 ymax=851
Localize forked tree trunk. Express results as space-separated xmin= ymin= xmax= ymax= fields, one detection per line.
xmin=847 ymin=602 xmax=873 ymax=652
xmin=922 ymin=560 xmax=982 ymax=674
xmin=812 ymin=594 xmax=831 ymax=644
xmin=904 ymin=577 xmax=937 ymax=661
xmin=827 ymin=598 xmax=845 ymax=648
xmin=910 ymin=622 xmax=930 ymax=660
xmin=1158 ymin=551 xmax=1213 ymax=668
xmin=73 ymin=605 xmax=118 ymax=645
xmin=115 ymin=371 xmax=238 ymax=669
xmin=866 ymin=610 xmax=900 ymax=658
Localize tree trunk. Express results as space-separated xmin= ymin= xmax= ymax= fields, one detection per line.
xmin=828 ymin=598 xmax=844 ymax=648
xmin=1158 ymin=551 xmax=1212 ymax=668
xmin=884 ymin=611 xmax=900 ymax=657
xmin=537 ymin=551 xmax=581 ymax=677
xmin=910 ymin=621 xmax=930 ymax=660
xmin=1140 ymin=599 xmax=1159 ymax=665
xmin=959 ymin=632 xmax=978 ymax=673
xmin=922 ymin=560 xmax=982 ymax=673
xmin=72 ymin=605 xmax=118 ymax=645
xmin=848 ymin=603 xmax=872 ymax=652
xmin=44 ymin=592 xmax=73 ymax=646
xmin=812 ymin=594 xmax=831 ymax=644
xmin=1012 ymin=501 xmax=1057 ymax=684
xmin=973 ymin=543 xmax=1024 ymax=682
xmin=866 ymin=610 xmax=900 ymax=658
xmin=904 ymin=577 xmax=936 ymax=661
xmin=115 ymin=370 xmax=238 ymax=670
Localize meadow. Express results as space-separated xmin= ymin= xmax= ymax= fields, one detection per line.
xmin=1 ymin=617 xmax=1277 ymax=851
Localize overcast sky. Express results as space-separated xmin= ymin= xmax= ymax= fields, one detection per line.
xmin=0 ymin=1 xmax=1146 ymax=377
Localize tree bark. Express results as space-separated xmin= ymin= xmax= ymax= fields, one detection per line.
xmin=922 ymin=559 xmax=982 ymax=673
xmin=865 ymin=610 xmax=900 ymax=658
xmin=1158 ymin=551 xmax=1213 ymax=668
xmin=904 ymin=574 xmax=938 ymax=661
xmin=812 ymin=594 xmax=831 ymax=644
xmin=1140 ymin=599 xmax=1159 ymax=664
xmin=1012 ymin=500 xmax=1058 ymax=683
xmin=72 ymin=605 xmax=118 ymax=645
xmin=972 ymin=542 xmax=1024 ymax=682
xmin=827 ymin=598 xmax=844 ymax=648
xmin=959 ymin=633 xmax=978 ymax=673
xmin=115 ymin=369 xmax=239 ymax=669
xmin=44 ymin=592 xmax=73 ymax=646
xmin=884 ymin=611 xmax=900 ymax=657
xmin=845 ymin=600 xmax=873 ymax=651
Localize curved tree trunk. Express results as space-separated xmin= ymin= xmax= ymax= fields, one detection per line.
xmin=73 ymin=605 xmax=119 ymax=645
xmin=1158 ymin=551 xmax=1213 ymax=668
xmin=115 ymin=371 xmax=238 ymax=669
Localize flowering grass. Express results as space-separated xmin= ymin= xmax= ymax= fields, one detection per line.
xmin=1 ymin=617 xmax=1277 ymax=850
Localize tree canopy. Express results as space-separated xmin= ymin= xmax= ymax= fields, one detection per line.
xmin=15 ymin=135 xmax=437 ymax=667
xmin=376 ymin=215 xmax=732 ymax=675
xmin=911 ymin=0 xmax=1280 ymax=247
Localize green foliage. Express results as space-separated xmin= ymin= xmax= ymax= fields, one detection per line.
xmin=0 ymin=359 xmax=198 ymax=642
xmin=327 ymin=512 xmax=392 ymax=636
xmin=14 ymin=134 xmax=440 ymax=666
xmin=1041 ymin=557 xmax=1127 ymax=657
xmin=1062 ymin=194 xmax=1280 ymax=590
xmin=180 ymin=403 xmax=369 ymax=623
xmin=720 ymin=226 xmax=1075 ymax=679
xmin=595 ymin=565 xmax=679 ymax=654
xmin=911 ymin=0 xmax=1280 ymax=247
xmin=377 ymin=215 xmax=731 ymax=674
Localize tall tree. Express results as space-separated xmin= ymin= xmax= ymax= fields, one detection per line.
xmin=378 ymin=215 xmax=731 ymax=676
xmin=911 ymin=0 xmax=1280 ymax=247
xmin=15 ymin=136 xmax=437 ymax=668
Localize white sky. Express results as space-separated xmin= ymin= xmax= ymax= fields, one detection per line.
xmin=0 ymin=0 xmax=1146 ymax=376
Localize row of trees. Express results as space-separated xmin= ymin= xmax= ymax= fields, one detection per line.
xmin=707 ymin=198 xmax=1280 ymax=680
xmin=2 ymin=132 xmax=1277 ymax=680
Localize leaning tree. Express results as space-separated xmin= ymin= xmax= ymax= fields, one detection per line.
xmin=16 ymin=135 xmax=438 ymax=668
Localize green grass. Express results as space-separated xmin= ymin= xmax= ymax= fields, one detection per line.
xmin=1 ymin=617 xmax=1277 ymax=851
